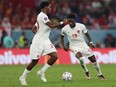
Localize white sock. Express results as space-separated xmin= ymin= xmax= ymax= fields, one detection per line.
xmin=40 ymin=63 xmax=51 ymax=73
xmin=79 ymin=57 xmax=88 ymax=72
xmin=20 ymin=68 xmax=30 ymax=79
xmin=93 ymin=61 xmax=102 ymax=75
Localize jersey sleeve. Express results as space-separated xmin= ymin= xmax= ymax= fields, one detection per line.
xmin=82 ymin=24 xmax=88 ymax=33
xmin=61 ymin=28 xmax=65 ymax=36
xmin=38 ymin=14 xmax=50 ymax=24
xmin=35 ymin=22 xmax=38 ymax=27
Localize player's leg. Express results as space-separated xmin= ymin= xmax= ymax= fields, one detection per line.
xmin=38 ymin=52 xmax=58 ymax=74
xmin=75 ymin=52 xmax=90 ymax=80
xmin=88 ymin=55 xmax=106 ymax=80
xmin=37 ymin=52 xmax=58 ymax=82
xmin=19 ymin=44 xmax=42 ymax=85
xmin=19 ymin=60 xmax=38 ymax=85
xmin=37 ymin=41 xmax=58 ymax=82
xmin=47 ymin=52 xmax=58 ymax=65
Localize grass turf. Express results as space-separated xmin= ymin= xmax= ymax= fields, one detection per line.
xmin=0 ymin=64 xmax=116 ymax=87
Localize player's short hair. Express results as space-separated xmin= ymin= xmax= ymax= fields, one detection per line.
xmin=67 ymin=13 xmax=77 ymax=19
xmin=40 ymin=1 xmax=50 ymax=9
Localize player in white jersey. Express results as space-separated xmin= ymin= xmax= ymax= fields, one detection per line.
xmin=19 ymin=1 xmax=66 ymax=85
xmin=61 ymin=14 xmax=106 ymax=80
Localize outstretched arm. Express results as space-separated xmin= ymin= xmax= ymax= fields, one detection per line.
xmin=46 ymin=19 xmax=68 ymax=28
xmin=85 ymin=32 xmax=95 ymax=48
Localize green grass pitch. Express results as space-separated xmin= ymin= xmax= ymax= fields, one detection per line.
xmin=0 ymin=64 xmax=116 ymax=87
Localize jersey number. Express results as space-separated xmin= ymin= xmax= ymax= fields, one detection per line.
xmin=72 ymin=34 xmax=77 ymax=38
xmin=50 ymin=44 xmax=54 ymax=48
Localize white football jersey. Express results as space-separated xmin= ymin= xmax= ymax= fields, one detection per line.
xmin=32 ymin=12 xmax=51 ymax=44
xmin=61 ymin=23 xmax=88 ymax=47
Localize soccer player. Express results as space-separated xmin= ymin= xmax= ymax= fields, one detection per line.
xmin=61 ymin=13 xmax=106 ymax=80
xmin=19 ymin=1 xmax=66 ymax=85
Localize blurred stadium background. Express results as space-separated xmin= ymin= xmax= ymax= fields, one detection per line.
xmin=0 ymin=0 xmax=116 ymax=87
xmin=0 ymin=0 xmax=116 ymax=65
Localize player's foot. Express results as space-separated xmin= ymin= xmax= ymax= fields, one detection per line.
xmin=98 ymin=74 xmax=106 ymax=80
xmin=37 ymin=70 xmax=47 ymax=82
xmin=85 ymin=72 xmax=90 ymax=80
xmin=19 ymin=77 xmax=28 ymax=86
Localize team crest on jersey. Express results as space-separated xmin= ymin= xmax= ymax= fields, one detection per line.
xmin=44 ymin=17 xmax=48 ymax=21
xmin=77 ymin=30 xmax=80 ymax=33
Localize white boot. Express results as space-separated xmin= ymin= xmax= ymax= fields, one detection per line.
xmin=37 ymin=70 xmax=47 ymax=82
xmin=19 ymin=77 xmax=28 ymax=85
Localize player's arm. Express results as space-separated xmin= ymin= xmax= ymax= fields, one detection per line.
xmin=85 ymin=32 xmax=95 ymax=48
xmin=32 ymin=25 xmax=37 ymax=34
xmin=39 ymin=14 xmax=68 ymax=28
xmin=61 ymin=35 xmax=69 ymax=51
xmin=83 ymin=24 xmax=95 ymax=49
xmin=46 ymin=19 xmax=67 ymax=28
xmin=32 ymin=23 xmax=38 ymax=34
xmin=46 ymin=22 xmax=62 ymax=28
xmin=85 ymin=32 xmax=92 ymax=43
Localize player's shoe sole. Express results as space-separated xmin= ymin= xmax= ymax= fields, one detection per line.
xmin=19 ymin=77 xmax=28 ymax=86
xmin=85 ymin=72 xmax=90 ymax=80
xmin=98 ymin=75 xmax=106 ymax=80
xmin=37 ymin=70 xmax=47 ymax=82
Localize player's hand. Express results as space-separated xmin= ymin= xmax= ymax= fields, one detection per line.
xmin=63 ymin=47 xmax=69 ymax=51
xmin=89 ymin=42 xmax=95 ymax=49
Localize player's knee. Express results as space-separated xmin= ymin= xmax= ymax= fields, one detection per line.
xmin=76 ymin=52 xmax=83 ymax=58
xmin=91 ymin=59 xmax=96 ymax=63
xmin=52 ymin=55 xmax=58 ymax=61
xmin=88 ymin=55 xmax=96 ymax=62
xmin=49 ymin=52 xmax=58 ymax=60
xmin=32 ymin=59 xmax=38 ymax=64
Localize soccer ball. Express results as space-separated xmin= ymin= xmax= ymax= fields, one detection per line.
xmin=62 ymin=72 xmax=72 ymax=81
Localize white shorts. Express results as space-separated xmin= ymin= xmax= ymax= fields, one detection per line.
xmin=30 ymin=40 xmax=57 ymax=60
xmin=70 ymin=45 xmax=93 ymax=58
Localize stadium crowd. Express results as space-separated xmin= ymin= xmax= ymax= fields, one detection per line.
xmin=0 ymin=0 xmax=116 ymax=48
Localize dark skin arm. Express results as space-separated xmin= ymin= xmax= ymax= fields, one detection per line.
xmin=32 ymin=19 xmax=67 ymax=33
xmin=61 ymin=35 xmax=69 ymax=51
xmin=32 ymin=25 xmax=37 ymax=34
xmin=46 ymin=22 xmax=62 ymax=28
xmin=85 ymin=31 xmax=95 ymax=48
xmin=46 ymin=19 xmax=68 ymax=28
xmin=32 ymin=20 xmax=63 ymax=33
